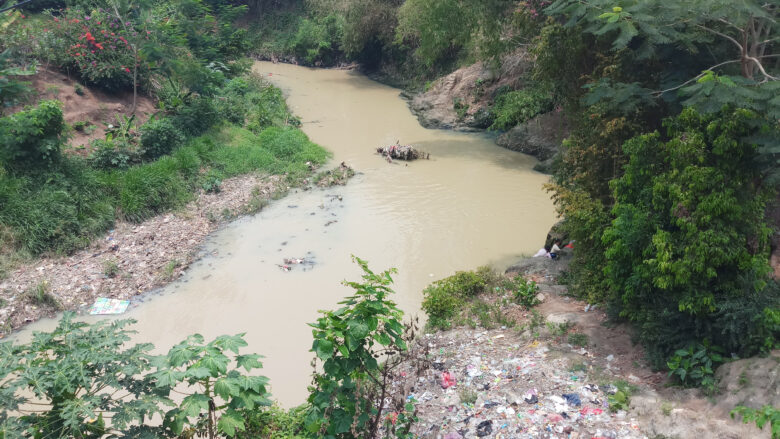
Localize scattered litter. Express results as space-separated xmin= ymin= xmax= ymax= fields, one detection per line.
xmin=475 ymin=420 xmax=492 ymax=437
xmin=89 ymin=297 xmax=130 ymax=315
xmin=563 ymin=393 xmax=582 ymax=407
xmin=441 ymin=371 xmax=457 ymax=389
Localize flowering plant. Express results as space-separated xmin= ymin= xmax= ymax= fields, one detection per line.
xmin=43 ymin=7 xmax=150 ymax=91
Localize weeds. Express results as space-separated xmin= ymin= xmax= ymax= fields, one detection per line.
xmin=458 ymin=386 xmax=479 ymax=405
xmin=23 ymin=281 xmax=62 ymax=310
xmin=608 ymin=380 xmax=637 ymax=412
xmin=547 ymin=321 xmax=573 ymax=337
xmin=160 ymin=259 xmax=180 ymax=281
xmin=661 ymin=402 xmax=673 ymax=416
xmin=528 ymin=309 xmax=545 ymax=337
xmin=103 ymin=259 xmax=120 ymax=278
xmin=568 ymin=332 xmax=589 ymax=347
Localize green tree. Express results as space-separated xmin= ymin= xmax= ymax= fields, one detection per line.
xmin=603 ymin=107 xmax=777 ymax=364
xmin=305 ymin=256 xmax=416 ymax=438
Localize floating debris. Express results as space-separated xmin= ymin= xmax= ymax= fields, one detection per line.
xmin=376 ymin=143 xmax=430 ymax=161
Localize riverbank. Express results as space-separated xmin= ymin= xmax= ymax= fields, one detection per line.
xmin=0 ymin=162 xmax=354 ymax=337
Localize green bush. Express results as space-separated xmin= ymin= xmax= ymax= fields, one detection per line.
xmin=0 ymin=100 xmax=64 ymax=169
xmin=305 ymin=257 xmax=416 ymax=438
xmin=666 ymin=342 xmax=724 ymax=391
xmin=502 ymin=275 xmax=540 ymax=308
xmin=171 ymin=96 xmax=220 ymax=137
xmin=140 ymin=118 xmax=186 ymax=159
xmin=90 ymin=138 xmax=140 ymax=170
xmin=731 ymin=405 xmax=780 ymax=439
xmin=603 ymin=107 xmax=776 ymax=366
xmin=41 ymin=8 xmax=145 ymax=92
xmin=489 ymin=88 xmax=554 ymax=131
xmin=290 ymin=15 xmax=344 ymax=66
xmin=421 ymin=268 xmax=492 ymax=330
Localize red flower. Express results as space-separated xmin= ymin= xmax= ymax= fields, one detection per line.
xmin=124 ymin=67 xmax=131 ymax=73
xmin=95 ymin=43 xmax=104 ymax=50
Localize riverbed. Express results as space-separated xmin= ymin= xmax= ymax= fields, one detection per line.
xmin=14 ymin=62 xmax=557 ymax=407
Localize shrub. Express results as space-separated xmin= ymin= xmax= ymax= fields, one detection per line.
xmin=140 ymin=118 xmax=186 ymax=159
xmin=502 ymin=275 xmax=540 ymax=308
xmin=42 ymin=8 xmax=146 ymax=91
xmin=290 ymin=15 xmax=344 ymax=66
xmin=90 ymin=138 xmax=139 ymax=169
xmin=171 ymin=96 xmax=220 ymax=137
xmin=421 ymin=268 xmax=492 ymax=330
xmin=666 ymin=342 xmax=724 ymax=391
xmin=305 ymin=257 xmax=417 ymax=438
xmin=603 ymin=107 xmax=776 ymax=366
xmin=0 ymin=313 xmax=169 ymax=438
xmin=0 ymin=100 xmax=64 ymax=169
xmin=489 ymin=88 xmax=554 ymax=131
xmin=731 ymin=405 xmax=780 ymax=439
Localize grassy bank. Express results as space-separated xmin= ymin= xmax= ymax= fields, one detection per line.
xmin=0 ymin=75 xmax=329 ymax=278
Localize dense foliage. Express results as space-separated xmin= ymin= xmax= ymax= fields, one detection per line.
xmin=0 ymin=75 xmax=327 ymax=258
xmin=0 ymin=259 xmax=418 ymax=438
xmin=306 ymin=257 xmax=417 ymax=438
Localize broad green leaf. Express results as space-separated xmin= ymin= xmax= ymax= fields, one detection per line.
xmin=179 ymin=394 xmax=210 ymax=417
xmin=214 ymin=377 xmax=241 ymax=400
xmin=236 ymin=354 xmax=263 ymax=371
xmin=315 ymin=339 xmax=334 ymax=361
xmin=217 ymin=409 xmax=245 ymax=437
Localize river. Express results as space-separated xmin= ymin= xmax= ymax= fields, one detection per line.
xmin=14 ymin=62 xmax=557 ymax=407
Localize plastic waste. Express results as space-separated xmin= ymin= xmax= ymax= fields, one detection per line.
xmin=476 ymin=420 xmax=492 ymax=437
xmin=441 ymin=371 xmax=456 ymax=389
xmin=562 ymin=393 xmax=582 ymax=407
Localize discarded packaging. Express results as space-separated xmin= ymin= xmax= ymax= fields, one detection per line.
xmin=89 ymin=297 xmax=130 ymax=315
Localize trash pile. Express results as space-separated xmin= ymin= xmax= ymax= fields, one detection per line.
xmin=376 ymin=143 xmax=430 ymax=161
xmin=394 ymin=329 xmax=648 ymax=439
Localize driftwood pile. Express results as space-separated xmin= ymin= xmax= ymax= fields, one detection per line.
xmin=376 ymin=143 xmax=430 ymax=161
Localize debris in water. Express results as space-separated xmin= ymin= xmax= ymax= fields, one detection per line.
xmin=89 ymin=297 xmax=130 ymax=315
xmin=376 ymin=142 xmax=430 ymax=162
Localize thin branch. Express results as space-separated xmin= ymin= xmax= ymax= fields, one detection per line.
xmin=696 ymin=24 xmax=744 ymax=52
xmin=652 ymin=59 xmax=742 ymax=96
xmin=746 ymin=55 xmax=779 ymax=80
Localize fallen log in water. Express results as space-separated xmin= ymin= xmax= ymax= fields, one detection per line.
xmin=376 ymin=143 xmax=430 ymax=161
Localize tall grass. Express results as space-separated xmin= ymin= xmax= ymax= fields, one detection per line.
xmin=0 ymin=124 xmax=329 ymax=258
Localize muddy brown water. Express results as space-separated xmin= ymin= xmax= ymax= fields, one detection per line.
xmin=14 ymin=62 xmax=557 ymax=407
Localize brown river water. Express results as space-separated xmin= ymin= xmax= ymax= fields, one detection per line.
xmin=14 ymin=62 xmax=557 ymax=407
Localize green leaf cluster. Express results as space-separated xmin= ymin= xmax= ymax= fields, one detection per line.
xmin=0 ymin=100 xmax=64 ymax=169
xmin=603 ymin=107 xmax=777 ymax=365
xmin=153 ymin=333 xmax=272 ymax=438
xmin=666 ymin=343 xmax=724 ymax=391
xmin=0 ymin=312 xmax=169 ymax=438
xmin=305 ymin=256 xmax=410 ymax=438
xmin=731 ymin=405 xmax=780 ymax=439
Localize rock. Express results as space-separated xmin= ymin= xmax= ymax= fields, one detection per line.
xmin=408 ymin=50 xmax=531 ymax=131
xmin=495 ymin=111 xmax=568 ymax=161
xmin=535 ymin=292 xmax=546 ymax=303
xmin=505 ymin=254 xmax=571 ymax=279
xmin=714 ymin=351 xmax=780 ymax=410
xmin=546 ymin=312 xmax=581 ymax=325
